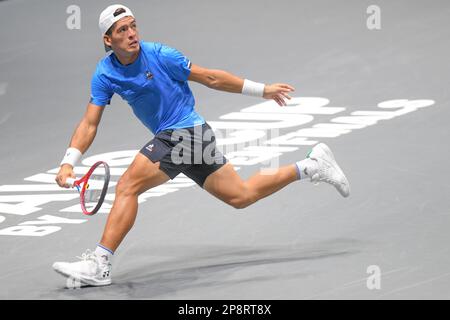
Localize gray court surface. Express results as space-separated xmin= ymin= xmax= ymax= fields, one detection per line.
xmin=1 ymin=0 xmax=449 ymax=300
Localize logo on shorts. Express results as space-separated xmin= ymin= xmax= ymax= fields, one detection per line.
xmin=146 ymin=144 xmax=154 ymax=152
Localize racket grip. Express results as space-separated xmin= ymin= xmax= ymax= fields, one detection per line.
xmin=66 ymin=178 xmax=76 ymax=187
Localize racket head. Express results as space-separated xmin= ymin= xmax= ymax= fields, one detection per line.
xmin=79 ymin=161 xmax=110 ymax=215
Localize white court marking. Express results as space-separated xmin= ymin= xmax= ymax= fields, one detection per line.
xmin=377 ymin=271 xmax=450 ymax=298
xmin=0 ymin=97 xmax=438 ymax=237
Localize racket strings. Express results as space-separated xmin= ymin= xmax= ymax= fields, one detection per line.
xmin=84 ymin=173 xmax=107 ymax=203
xmin=79 ymin=162 xmax=110 ymax=215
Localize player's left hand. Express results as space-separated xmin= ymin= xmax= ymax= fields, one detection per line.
xmin=263 ymin=83 xmax=295 ymax=106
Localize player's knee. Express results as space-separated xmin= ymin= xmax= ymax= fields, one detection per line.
xmin=224 ymin=183 xmax=256 ymax=209
xmin=115 ymin=175 xmax=139 ymax=197
xmin=228 ymin=193 xmax=254 ymax=210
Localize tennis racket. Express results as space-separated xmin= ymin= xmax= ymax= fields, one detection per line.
xmin=66 ymin=161 xmax=110 ymax=216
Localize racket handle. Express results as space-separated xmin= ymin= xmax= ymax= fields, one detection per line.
xmin=66 ymin=178 xmax=76 ymax=187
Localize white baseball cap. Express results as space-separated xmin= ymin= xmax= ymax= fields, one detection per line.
xmin=99 ymin=4 xmax=134 ymax=35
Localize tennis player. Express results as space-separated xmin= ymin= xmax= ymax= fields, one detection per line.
xmin=53 ymin=4 xmax=350 ymax=286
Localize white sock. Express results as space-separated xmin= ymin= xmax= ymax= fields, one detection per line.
xmin=95 ymin=244 xmax=114 ymax=264
xmin=295 ymin=158 xmax=318 ymax=180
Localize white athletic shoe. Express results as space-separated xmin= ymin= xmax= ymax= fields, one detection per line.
xmin=308 ymin=143 xmax=350 ymax=197
xmin=52 ymin=250 xmax=112 ymax=287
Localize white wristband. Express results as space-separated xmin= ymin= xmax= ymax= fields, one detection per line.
xmin=242 ymin=79 xmax=265 ymax=97
xmin=60 ymin=147 xmax=82 ymax=167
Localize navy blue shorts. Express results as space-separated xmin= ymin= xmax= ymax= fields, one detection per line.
xmin=139 ymin=122 xmax=227 ymax=187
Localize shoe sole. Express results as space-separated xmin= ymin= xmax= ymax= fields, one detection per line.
xmin=309 ymin=143 xmax=350 ymax=197
xmin=53 ymin=265 xmax=112 ymax=287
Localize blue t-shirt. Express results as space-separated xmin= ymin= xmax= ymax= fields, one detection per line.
xmin=90 ymin=41 xmax=205 ymax=134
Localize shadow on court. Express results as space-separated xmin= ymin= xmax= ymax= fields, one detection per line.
xmin=50 ymin=238 xmax=363 ymax=299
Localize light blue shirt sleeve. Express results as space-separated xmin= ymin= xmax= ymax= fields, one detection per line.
xmin=158 ymin=44 xmax=192 ymax=82
xmin=90 ymin=67 xmax=113 ymax=107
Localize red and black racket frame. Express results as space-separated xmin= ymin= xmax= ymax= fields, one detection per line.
xmin=71 ymin=161 xmax=110 ymax=216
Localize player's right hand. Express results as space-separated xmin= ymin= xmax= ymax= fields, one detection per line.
xmin=55 ymin=164 xmax=76 ymax=188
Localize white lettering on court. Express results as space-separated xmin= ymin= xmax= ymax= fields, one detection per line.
xmin=0 ymin=97 xmax=436 ymax=236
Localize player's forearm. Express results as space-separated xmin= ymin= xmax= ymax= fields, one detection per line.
xmin=205 ymin=69 xmax=246 ymax=93
xmin=69 ymin=118 xmax=98 ymax=155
